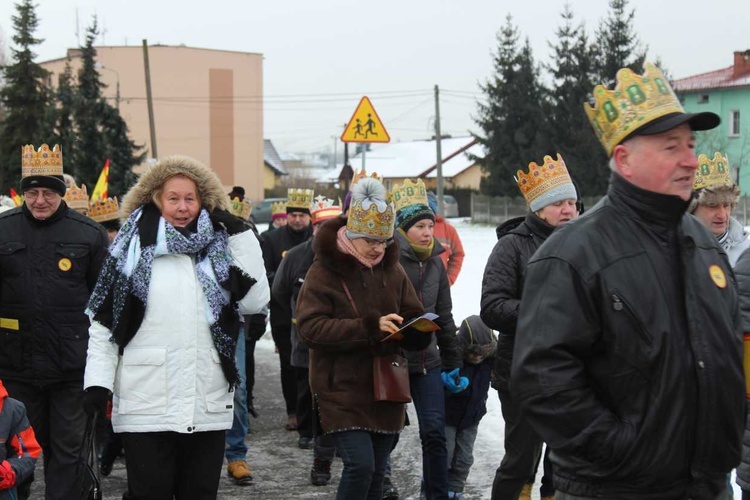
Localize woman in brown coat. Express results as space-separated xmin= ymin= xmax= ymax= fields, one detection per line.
xmin=297 ymin=178 xmax=430 ymax=500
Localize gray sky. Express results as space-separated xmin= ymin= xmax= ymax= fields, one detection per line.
xmin=1 ymin=0 xmax=748 ymax=154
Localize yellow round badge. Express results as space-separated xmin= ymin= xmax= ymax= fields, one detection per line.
xmin=709 ymin=264 xmax=726 ymax=288
xmin=58 ymin=258 xmax=72 ymax=272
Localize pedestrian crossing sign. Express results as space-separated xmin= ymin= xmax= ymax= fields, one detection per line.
xmin=341 ymin=96 xmax=390 ymax=143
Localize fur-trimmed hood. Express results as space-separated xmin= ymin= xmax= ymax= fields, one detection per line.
xmin=313 ymin=215 xmax=400 ymax=272
xmin=121 ymin=156 xmax=227 ymax=219
xmin=689 ymin=184 xmax=741 ymax=214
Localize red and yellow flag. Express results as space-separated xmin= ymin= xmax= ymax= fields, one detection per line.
xmin=9 ymin=188 xmax=22 ymax=207
xmin=90 ymin=159 xmax=110 ymax=201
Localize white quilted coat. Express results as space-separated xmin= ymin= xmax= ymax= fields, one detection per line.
xmin=84 ymin=230 xmax=269 ymax=434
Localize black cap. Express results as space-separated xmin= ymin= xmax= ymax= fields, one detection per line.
xmin=626 ymin=111 xmax=720 ymax=140
xmin=20 ymin=175 xmax=66 ymax=196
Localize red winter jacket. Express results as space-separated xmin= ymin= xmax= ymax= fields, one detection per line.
xmin=0 ymin=379 xmax=41 ymax=495
xmin=433 ymin=216 xmax=465 ymax=286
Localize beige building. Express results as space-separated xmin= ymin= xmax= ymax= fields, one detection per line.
xmin=40 ymin=45 xmax=266 ymax=202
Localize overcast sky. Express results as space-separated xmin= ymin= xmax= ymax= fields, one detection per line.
xmin=1 ymin=0 xmax=748 ymax=155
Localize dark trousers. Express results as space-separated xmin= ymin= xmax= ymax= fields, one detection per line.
xmin=295 ymin=366 xmax=313 ymax=438
xmin=271 ymin=323 xmax=297 ymax=416
xmin=245 ymin=337 xmax=257 ymax=415
xmin=410 ymin=367 xmax=449 ymax=500
xmin=492 ymin=389 xmax=543 ymax=500
xmin=334 ymin=430 xmax=395 ymax=500
xmin=122 ymin=430 xmax=225 ymax=500
xmin=4 ymin=379 xmax=86 ymax=500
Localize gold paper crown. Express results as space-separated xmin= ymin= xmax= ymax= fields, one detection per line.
xmin=347 ymin=200 xmax=395 ymax=239
xmin=515 ymin=154 xmax=573 ymax=205
xmin=391 ymin=179 xmax=429 ymax=213
xmin=271 ymin=200 xmax=287 ymax=216
xmin=21 ymin=144 xmax=64 ymax=178
xmin=310 ymin=195 xmax=342 ymax=224
xmin=227 ymin=196 xmax=252 ymax=220
xmin=351 ymin=168 xmax=383 ymax=186
xmin=287 ymin=188 xmax=315 ymax=210
xmin=694 ymin=152 xmax=734 ymax=191
xmin=90 ymin=197 xmax=121 ymax=223
xmin=63 ymin=183 xmax=91 ymax=212
xmin=584 ymin=62 xmax=685 ymax=156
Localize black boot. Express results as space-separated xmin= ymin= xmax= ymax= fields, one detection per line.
xmin=310 ymin=457 xmax=332 ymax=486
xmin=382 ymin=476 xmax=399 ymax=499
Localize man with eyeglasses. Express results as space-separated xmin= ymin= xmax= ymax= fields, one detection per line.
xmin=0 ymin=144 xmax=108 ymax=499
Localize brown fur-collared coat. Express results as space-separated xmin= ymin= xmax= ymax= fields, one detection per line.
xmin=296 ymin=216 xmax=428 ymax=434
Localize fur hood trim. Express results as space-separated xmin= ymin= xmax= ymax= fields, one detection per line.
xmin=313 ymin=215 xmax=400 ymax=272
xmin=121 ymin=156 xmax=227 ymax=218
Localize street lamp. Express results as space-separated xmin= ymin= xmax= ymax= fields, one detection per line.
xmin=95 ymin=62 xmax=120 ymax=109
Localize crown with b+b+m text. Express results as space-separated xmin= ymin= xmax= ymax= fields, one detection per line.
xmin=227 ymin=196 xmax=253 ymax=220
xmin=391 ymin=178 xmax=429 ymax=213
xmin=286 ymin=188 xmax=315 ymax=211
xmin=693 ymin=152 xmax=734 ymax=191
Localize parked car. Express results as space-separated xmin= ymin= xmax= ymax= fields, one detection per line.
xmin=442 ymin=194 xmax=459 ymax=218
xmin=251 ymin=197 xmax=286 ymax=224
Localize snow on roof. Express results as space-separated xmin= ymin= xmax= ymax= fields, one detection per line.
xmin=264 ymin=140 xmax=288 ymax=175
xmin=672 ymin=66 xmax=750 ymax=92
xmin=425 ymin=143 xmax=485 ymax=178
xmin=344 ymin=136 xmax=477 ymax=179
xmin=316 ymin=164 xmax=344 ymax=184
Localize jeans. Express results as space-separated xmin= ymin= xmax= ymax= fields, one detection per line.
xmin=445 ymin=424 xmax=479 ymax=494
xmin=225 ymin=331 xmax=248 ymax=462
xmin=334 ymin=430 xmax=395 ymax=500
xmin=410 ymin=367 xmax=449 ymax=500
xmin=491 ymin=389 xmax=543 ymax=500
xmin=555 ymin=489 xmax=731 ymax=500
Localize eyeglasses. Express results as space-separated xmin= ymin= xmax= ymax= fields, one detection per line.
xmin=363 ymin=238 xmax=394 ymax=248
xmin=24 ymin=190 xmax=59 ymax=202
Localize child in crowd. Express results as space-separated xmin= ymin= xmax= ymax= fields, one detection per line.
xmin=0 ymin=378 xmax=41 ymax=499
xmin=444 ymin=315 xmax=496 ymax=499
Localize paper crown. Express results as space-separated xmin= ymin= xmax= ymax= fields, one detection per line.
xmin=63 ymin=183 xmax=90 ymax=212
xmin=22 ymin=144 xmax=64 ymax=178
xmin=90 ymin=197 xmax=121 ymax=223
xmin=694 ymin=152 xmax=734 ymax=191
xmin=227 ymin=196 xmax=252 ymax=220
xmin=351 ymin=168 xmax=383 ymax=186
xmin=516 ymin=154 xmax=575 ymax=211
xmin=584 ymin=62 xmax=685 ymax=156
xmin=392 ymin=179 xmax=429 ymax=213
xmin=271 ymin=200 xmax=287 ymax=218
xmin=310 ymin=195 xmax=341 ymax=224
xmin=287 ymin=188 xmax=315 ymax=211
xmin=347 ymin=200 xmax=395 ymax=240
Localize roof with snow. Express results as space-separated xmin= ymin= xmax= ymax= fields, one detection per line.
xmin=264 ymin=140 xmax=288 ymax=176
xmin=340 ymin=137 xmax=481 ymax=180
xmin=673 ymin=66 xmax=750 ymax=93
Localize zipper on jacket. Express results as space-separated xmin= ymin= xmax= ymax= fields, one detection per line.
xmin=610 ymin=292 xmax=652 ymax=347
xmin=418 ymin=262 xmax=427 ymax=374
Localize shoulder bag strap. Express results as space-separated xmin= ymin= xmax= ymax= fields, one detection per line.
xmin=339 ymin=277 xmax=360 ymax=317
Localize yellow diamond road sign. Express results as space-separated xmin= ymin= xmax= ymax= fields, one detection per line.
xmin=341 ymin=96 xmax=390 ymax=143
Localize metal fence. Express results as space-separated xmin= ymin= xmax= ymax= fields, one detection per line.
xmin=470 ymin=192 xmax=750 ymax=226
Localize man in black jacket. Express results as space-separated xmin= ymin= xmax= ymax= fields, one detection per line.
xmin=0 ymin=144 xmax=108 ymax=499
xmin=261 ymin=188 xmax=313 ymax=431
xmin=512 ymin=62 xmax=744 ymax=500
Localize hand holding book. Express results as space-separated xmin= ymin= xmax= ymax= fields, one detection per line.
xmin=381 ymin=313 xmax=440 ymax=342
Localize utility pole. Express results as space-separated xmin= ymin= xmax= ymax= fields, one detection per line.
xmin=434 ymin=84 xmax=444 ymax=217
xmin=142 ymin=39 xmax=158 ymax=159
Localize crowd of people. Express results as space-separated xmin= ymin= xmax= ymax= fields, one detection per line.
xmin=0 ymin=59 xmax=749 ymax=500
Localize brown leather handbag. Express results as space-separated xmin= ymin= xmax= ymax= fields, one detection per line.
xmin=339 ymin=278 xmax=412 ymax=403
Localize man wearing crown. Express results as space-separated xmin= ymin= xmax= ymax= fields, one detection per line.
xmin=511 ymin=63 xmax=744 ymax=500
xmin=0 ymin=144 xmax=109 ymax=499
xmin=689 ymin=152 xmax=750 ymax=267
xmin=261 ymin=188 xmax=314 ymax=431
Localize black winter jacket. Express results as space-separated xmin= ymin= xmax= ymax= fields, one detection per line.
xmin=394 ymin=231 xmax=461 ymax=374
xmin=512 ymin=174 xmax=744 ymax=500
xmin=272 ymin=239 xmax=315 ymax=368
xmin=732 ymin=247 xmax=750 ymax=492
xmin=0 ymin=204 xmax=109 ymax=382
xmin=481 ymin=212 xmax=554 ymax=392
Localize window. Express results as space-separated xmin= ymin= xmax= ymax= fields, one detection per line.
xmin=730 ymin=110 xmax=741 ymax=137
xmin=698 ymin=94 xmax=710 ymax=104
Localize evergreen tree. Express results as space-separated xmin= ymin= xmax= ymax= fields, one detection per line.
xmin=473 ymin=15 xmax=549 ymax=196
xmin=0 ymin=0 xmax=54 ymax=192
xmin=594 ymin=0 xmax=647 ymax=88
xmin=54 ymin=59 xmax=77 ymax=163
xmin=547 ymin=3 xmax=609 ymax=195
xmin=101 ymin=103 xmax=144 ymax=197
xmin=72 ymin=19 xmax=107 ymax=188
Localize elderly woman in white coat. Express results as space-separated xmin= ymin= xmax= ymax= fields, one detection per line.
xmin=82 ymin=156 xmax=269 ymax=499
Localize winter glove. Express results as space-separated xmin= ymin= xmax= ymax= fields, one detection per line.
xmin=0 ymin=460 xmax=16 ymax=489
xmin=210 ymin=208 xmax=248 ymax=235
xmin=246 ymin=313 xmax=267 ymax=341
xmin=441 ymin=368 xmax=469 ymax=394
xmin=83 ymin=386 xmax=110 ymax=418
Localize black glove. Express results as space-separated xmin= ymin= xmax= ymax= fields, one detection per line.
xmin=211 ymin=208 xmax=248 ymax=236
xmin=246 ymin=313 xmax=267 ymax=341
xmin=83 ymin=386 xmax=110 ymax=418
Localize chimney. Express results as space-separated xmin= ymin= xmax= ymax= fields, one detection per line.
xmin=734 ymin=50 xmax=750 ymax=78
